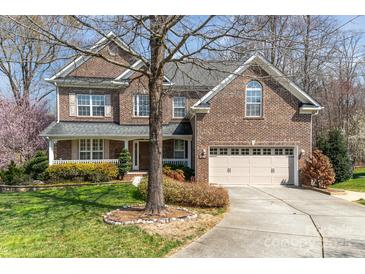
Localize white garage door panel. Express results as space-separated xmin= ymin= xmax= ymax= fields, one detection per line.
xmin=251 ymin=157 xmax=271 ymax=167
xmin=209 ymin=157 xmax=229 ymax=167
xmin=210 ymin=167 xmax=229 ymax=176
xmin=209 ymin=148 xmax=295 ymax=185
xmin=209 ymin=176 xmax=228 ymax=185
xmin=230 ymin=176 xmax=250 ymax=185
xmin=230 ymin=167 xmax=250 ymax=176
xmin=251 ymin=176 xmax=272 ymax=184
xmin=230 ymin=157 xmax=250 ymax=167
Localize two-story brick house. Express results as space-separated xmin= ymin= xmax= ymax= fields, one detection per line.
xmin=41 ymin=32 xmax=322 ymax=186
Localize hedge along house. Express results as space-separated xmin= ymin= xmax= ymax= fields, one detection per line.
xmin=41 ymin=32 xmax=322 ymax=186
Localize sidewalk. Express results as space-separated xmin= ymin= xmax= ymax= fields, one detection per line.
xmin=332 ymin=190 xmax=365 ymax=202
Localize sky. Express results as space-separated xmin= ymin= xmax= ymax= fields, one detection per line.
xmin=1 ymin=15 xmax=365 ymax=111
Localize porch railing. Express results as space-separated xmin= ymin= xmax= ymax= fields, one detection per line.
xmin=52 ymin=159 xmax=119 ymax=165
xmin=162 ymin=158 xmax=189 ymax=167
xmin=52 ymin=158 xmax=190 ymax=167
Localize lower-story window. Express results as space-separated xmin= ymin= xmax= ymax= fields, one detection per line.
xmin=79 ymin=139 xmax=104 ymax=160
xmin=174 ymin=140 xmax=185 ymax=159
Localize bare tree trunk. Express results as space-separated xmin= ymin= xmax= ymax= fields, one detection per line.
xmin=145 ymin=16 xmax=166 ymax=214
xmin=269 ymin=16 xmax=277 ymax=65
xmin=303 ymin=15 xmax=311 ymax=92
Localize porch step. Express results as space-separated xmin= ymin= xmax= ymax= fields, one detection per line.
xmin=123 ymin=171 xmax=148 ymax=182
xmin=132 ymin=176 xmax=144 ymax=187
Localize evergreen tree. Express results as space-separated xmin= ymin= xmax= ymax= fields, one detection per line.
xmin=317 ymin=128 xmax=353 ymax=182
xmin=24 ymin=150 xmax=48 ymax=180
xmin=118 ymin=149 xmax=132 ymax=177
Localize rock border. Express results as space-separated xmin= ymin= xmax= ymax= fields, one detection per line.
xmin=0 ymin=181 xmax=127 ymax=193
xmin=103 ymin=205 xmax=198 ymax=225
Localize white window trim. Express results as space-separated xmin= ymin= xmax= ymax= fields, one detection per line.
xmin=76 ymin=94 xmax=106 ymax=117
xmin=245 ymin=81 xmax=263 ymax=118
xmin=79 ymin=139 xmax=104 ymax=160
xmin=133 ymin=94 xmax=150 ymax=117
xmin=172 ymin=96 xmax=186 ymax=118
xmin=173 ymin=140 xmax=186 ymax=159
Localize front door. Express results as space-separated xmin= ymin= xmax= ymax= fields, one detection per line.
xmin=132 ymin=140 xmax=150 ymax=170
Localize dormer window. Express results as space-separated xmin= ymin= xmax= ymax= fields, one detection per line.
xmin=245 ymin=81 xmax=262 ymax=117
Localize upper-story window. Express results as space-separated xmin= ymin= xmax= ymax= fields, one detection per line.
xmin=173 ymin=96 xmax=186 ymax=118
xmin=77 ymin=94 xmax=105 ymax=116
xmin=133 ymin=94 xmax=150 ymax=117
xmin=245 ymin=81 xmax=262 ymax=117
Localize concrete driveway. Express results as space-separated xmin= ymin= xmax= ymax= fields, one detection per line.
xmin=173 ymin=186 xmax=365 ymax=258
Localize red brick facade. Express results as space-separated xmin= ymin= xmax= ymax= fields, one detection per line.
xmin=193 ymin=68 xmax=312 ymax=182
xmin=54 ymin=140 xmax=72 ymax=160
xmin=52 ymin=46 xmax=314 ymax=183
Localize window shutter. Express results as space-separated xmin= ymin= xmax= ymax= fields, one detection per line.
xmin=105 ymin=94 xmax=112 ymax=117
xmin=69 ymin=93 xmax=77 ymax=116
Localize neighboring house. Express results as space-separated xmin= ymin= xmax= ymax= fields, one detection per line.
xmin=41 ymin=32 xmax=322 ymax=186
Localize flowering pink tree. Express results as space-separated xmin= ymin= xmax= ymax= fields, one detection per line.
xmin=0 ymin=99 xmax=53 ymax=168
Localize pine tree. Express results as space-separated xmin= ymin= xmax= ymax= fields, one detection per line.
xmin=118 ymin=149 xmax=132 ymax=177
xmin=317 ymin=128 xmax=353 ymax=182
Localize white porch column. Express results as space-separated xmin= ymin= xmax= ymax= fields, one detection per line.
xmin=187 ymin=140 xmax=192 ymax=168
xmin=124 ymin=140 xmax=129 ymax=150
xmin=48 ymin=139 xmax=55 ymax=165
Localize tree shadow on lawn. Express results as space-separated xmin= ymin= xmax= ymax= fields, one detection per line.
xmin=0 ymin=185 xmax=144 ymax=232
xmin=353 ymin=169 xmax=365 ymax=179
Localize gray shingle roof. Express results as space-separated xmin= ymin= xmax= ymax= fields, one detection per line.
xmin=40 ymin=122 xmax=192 ymax=138
xmin=164 ymin=61 xmax=241 ymax=87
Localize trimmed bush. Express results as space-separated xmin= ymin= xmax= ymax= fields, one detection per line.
xmin=302 ymin=149 xmax=336 ymax=189
xmin=0 ymin=161 xmax=30 ymax=185
xmin=138 ymin=177 xmax=229 ymax=207
xmin=163 ymin=164 xmax=195 ymax=181
xmin=24 ymin=151 xmax=48 ymax=180
xmin=317 ymin=128 xmax=352 ymax=182
xmin=118 ymin=149 xmax=132 ymax=177
xmin=46 ymin=162 xmax=118 ymax=183
xmin=163 ymin=165 xmax=185 ymax=181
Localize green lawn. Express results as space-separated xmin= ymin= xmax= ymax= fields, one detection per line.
xmin=331 ymin=167 xmax=365 ymax=192
xmin=0 ymin=184 xmax=183 ymax=257
xmin=357 ymin=199 xmax=365 ymax=205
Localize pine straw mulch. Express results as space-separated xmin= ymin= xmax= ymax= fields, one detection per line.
xmin=138 ymin=207 xmax=227 ymax=256
xmin=104 ymin=206 xmax=196 ymax=224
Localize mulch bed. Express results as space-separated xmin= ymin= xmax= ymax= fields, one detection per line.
xmin=103 ymin=206 xmax=197 ymax=225
xmin=302 ymin=184 xmax=346 ymax=195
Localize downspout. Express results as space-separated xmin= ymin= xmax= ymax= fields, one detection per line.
xmin=194 ymin=114 xmax=197 ymax=175
xmin=55 ymin=83 xmax=60 ymax=123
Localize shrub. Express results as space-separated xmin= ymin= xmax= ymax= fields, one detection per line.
xmin=118 ymin=149 xmax=132 ymax=177
xmin=45 ymin=162 xmax=118 ymax=183
xmin=0 ymin=161 xmax=30 ymax=185
xmin=163 ymin=164 xmax=195 ymax=181
xmin=317 ymin=128 xmax=352 ymax=182
xmin=24 ymin=151 xmax=48 ymax=180
xmin=163 ymin=166 xmax=185 ymax=181
xmin=302 ymin=149 xmax=336 ymax=189
xmin=138 ymin=177 xmax=229 ymax=207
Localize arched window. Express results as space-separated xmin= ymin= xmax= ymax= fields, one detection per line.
xmin=245 ymin=81 xmax=262 ymax=117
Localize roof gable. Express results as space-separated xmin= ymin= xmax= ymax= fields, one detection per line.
xmin=48 ymin=32 xmax=137 ymax=80
xmin=193 ymin=54 xmax=322 ymax=110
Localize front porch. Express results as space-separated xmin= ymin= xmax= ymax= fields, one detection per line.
xmin=48 ymin=138 xmax=192 ymax=169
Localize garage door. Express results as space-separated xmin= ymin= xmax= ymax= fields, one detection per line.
xmin=209 ymin=147 xmax=294 ymax=185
